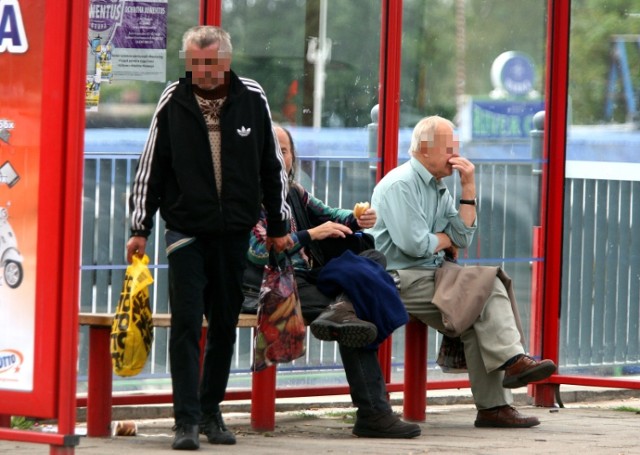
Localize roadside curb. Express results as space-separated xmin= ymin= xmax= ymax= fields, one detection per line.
xmin=77 ymin=386 xmax=640 ymax=422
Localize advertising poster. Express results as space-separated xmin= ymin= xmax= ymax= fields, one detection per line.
xmin=0 ymin=0 xmax=43 ymax=392
xmin=87 ymin=0 xmax=167 ymax=85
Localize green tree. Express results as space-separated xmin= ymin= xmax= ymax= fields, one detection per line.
xmin=570 ymin=0 xmax=639 ymax=124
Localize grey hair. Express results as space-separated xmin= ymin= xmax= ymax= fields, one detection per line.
xmin=408 ymin=115 xmax=454 ymax=157
xmin=181 ymin=25 xmax=233 ymax=53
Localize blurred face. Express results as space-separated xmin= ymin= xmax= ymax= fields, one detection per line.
xmin=183 ymin=42 xmax=231 ymax=90
xmin=419 ymin=122 xmax=460 ymax=180
xmin=275 ymin=127 xmax=293 ymax=174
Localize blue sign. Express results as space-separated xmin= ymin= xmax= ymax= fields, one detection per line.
xmin=491 ymin=51 xmax=537 ymax=97
xmin=460 ymin=99 xmax=545 ymax=141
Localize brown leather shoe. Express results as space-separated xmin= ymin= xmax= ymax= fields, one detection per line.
xmin=502 ymin=354 xmax=556 ymax=388
xmin=474 ymin=405 xmax=540 ymax=428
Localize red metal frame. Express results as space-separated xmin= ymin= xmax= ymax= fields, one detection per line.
xmin=534 ymin=0 xmax=639 ymax=397
xmin=377 ymin=0 xmax=403 ymax=177
xmin=200 ymin=0 xmax=222 ymax=26
xmin=0 ymin=0 xmax=87 ymax=452
xmin=0 ymin=2 xmax=56 ymax=420
xmin=530 ymin=0 xmax=570 ymax=405
xmin=66 ymin=0 xmax=638 ymax=440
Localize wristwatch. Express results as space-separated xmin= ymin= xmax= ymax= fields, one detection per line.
xmin=459 ymin=198 xmax=477 ymax=206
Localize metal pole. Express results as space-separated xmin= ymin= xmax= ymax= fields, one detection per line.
xmin=312 ymin=0 xmax=328 ymax=129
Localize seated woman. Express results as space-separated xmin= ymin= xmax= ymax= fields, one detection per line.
xmin=245 ymin=125 xmax=420 ymax=439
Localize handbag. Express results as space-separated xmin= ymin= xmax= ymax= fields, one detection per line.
xmin=252 ymin=250 xmax=306 ymax=372
xmin=436 ymin=334 xmax=468 ymax=373
xmin=287 ymin=186 xmax=375 ymax=268
xmin=110 ymin=254 xmax=154 ymax=377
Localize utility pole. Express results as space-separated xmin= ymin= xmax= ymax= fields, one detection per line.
xmin=455 ymin=0 xmax=466 ymax=115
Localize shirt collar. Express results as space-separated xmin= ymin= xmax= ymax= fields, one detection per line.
xmin=409 ymin=157 xmax=447 ymax=194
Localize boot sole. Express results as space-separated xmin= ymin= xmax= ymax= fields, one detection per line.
xmin=172 ymin=436 xmax=200 ymax=450
xmin=502 ymin=362 xmax=557 ymax=389
xmin=474 ymin=419 xmax=540 ymax=428
xmin=310 ymin=321 xmax=377 ymax=347
xmin=352 ymin=426 xmax=422 ymax=438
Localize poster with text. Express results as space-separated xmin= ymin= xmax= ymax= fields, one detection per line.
xmin=87 ymin=0 xmax=167 ymax=83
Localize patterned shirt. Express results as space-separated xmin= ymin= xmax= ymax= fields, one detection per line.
xmin=248 ymin=184 xmax=358 ymax=271
xmin=194 ymin=84 xmax=228 ymax=196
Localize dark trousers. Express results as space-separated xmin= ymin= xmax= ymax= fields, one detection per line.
xmin=299 ymin=277 xmax=392 ymax=418
xmin=167 ymin=234 xmax=248 ymax=425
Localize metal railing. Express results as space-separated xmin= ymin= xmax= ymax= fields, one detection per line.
xmin=78 ymin=125 xmax=640 ymax=392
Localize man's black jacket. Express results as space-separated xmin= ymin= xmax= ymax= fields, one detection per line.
xmin=129 ymin=70 xmax=290 ymax=239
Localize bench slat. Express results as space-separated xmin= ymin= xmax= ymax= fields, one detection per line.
xmin=78 ymin=312 xmax=258 ymax=328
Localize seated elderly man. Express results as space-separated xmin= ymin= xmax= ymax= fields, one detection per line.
xmin=369 ymin=115 xmax=556 ymax=428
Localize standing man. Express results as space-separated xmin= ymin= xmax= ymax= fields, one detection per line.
xmin=369 ymin=116 xmax=556 ymax=428
xmin=126 ymin=26 xmax=292 ymax=450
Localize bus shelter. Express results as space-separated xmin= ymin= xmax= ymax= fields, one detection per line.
xmin=1 ymin=1 xmax=639 ymax=452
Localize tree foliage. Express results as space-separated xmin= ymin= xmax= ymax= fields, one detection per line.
xmin=570 ymin=0 xmax=639 ymax=123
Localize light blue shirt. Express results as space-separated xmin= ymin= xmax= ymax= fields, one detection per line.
xmin=368 ymin=158 xmax=476 ymax=270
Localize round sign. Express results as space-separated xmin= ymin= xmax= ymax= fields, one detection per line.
xmin=490 ymin=51 xmax=536 ymax=97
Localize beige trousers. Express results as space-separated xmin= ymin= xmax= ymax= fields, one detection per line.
xmin=394 ymin=268 xmax=524 ymax=409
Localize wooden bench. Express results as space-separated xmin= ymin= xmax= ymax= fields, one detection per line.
xmin=77 ymin=312 xmax=281 ymax=437
xmin=78 ymin=313 xmax=440 ymax=437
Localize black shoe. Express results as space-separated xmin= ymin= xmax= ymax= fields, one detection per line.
xmin=171 ymin=423 xmax=200 ymax=450
xmin=352 ymin=412 xmax=421 ymax=439
xmin=310 ymin=296 xmax=377 ymax=347
xmin=200 ymin=411 xmax=236 ymax=445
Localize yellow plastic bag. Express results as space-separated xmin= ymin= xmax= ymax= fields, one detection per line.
xmin=110 ymin=254 xmax=154 ymax=377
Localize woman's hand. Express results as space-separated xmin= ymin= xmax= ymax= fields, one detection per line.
xmin=356 ymin=207 xmax=377 ymax=229
xmin=308 ymin=221 xmax=352 ymax=241
xmin=267 ymin=234 xmax=294 ymax=252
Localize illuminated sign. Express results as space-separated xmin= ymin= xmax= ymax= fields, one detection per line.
xmin=0 ymin=0 xmax=28 ymax=54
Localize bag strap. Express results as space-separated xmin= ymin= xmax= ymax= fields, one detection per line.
xmin=287 ymin=186 xmax=326 ymax=267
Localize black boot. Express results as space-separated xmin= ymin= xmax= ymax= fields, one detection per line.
xmin=339 ymin=346 xmax=421 ymax=439
xmin=353 ymin=412 xmax=422 ymax=438
xmin=310 ymin=294 xmax=377 ymax=347
xmin=200 ymin=410 xmax=236 ymax=445
xmin=171 ymin=423 xmax=200 ymax=450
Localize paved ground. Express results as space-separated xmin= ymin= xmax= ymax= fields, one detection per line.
xmin=2 ymin=388 xmax=640 ymax=454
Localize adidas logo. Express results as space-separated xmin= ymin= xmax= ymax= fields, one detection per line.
xmin=237 ymin=126 xmax=251 ymax=137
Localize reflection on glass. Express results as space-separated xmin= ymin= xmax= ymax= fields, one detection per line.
xmin=398 ymin=1 xmax=548 ymax=358
xmin=562 ymin=3 xmax=640 ymax=376
xmin=222 ymin=0 xmax=382 ymax=210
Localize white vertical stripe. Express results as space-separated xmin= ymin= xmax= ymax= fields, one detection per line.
xmin=130 ymin=82 xmax=177 ymax=231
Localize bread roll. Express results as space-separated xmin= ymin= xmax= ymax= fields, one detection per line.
xmin=353 ymin=202 xmax=370 ymax=218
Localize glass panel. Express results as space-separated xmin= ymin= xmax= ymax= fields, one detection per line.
xmin=397 ymin=0 xmax=548 ymax=380
xmin=222 ymin=0 xmax=381 ymax=387
xmin=562 ymin=2 xmax=640 ymax=377
xmin=222 ymin=0 xmax=381 ymax=209
xmin=80 ymin=1 xmax=200 ymax=394
xmin=80 ymin=0 xmax=382 ymax=395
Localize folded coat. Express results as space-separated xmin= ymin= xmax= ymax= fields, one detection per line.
xmin=316 ymin=250 xmax=409 ymax=347
xmin=432 ymin=261 xmax=525 ymax=344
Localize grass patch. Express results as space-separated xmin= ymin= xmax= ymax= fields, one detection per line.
xmin=292 ymin=411 xmax=320 ymax=420
xmin=11 ymin=416 xmax=36 ymax=430
xmin=613 ymin=406 xmax=640 ymax=413
xmin=324 ymin=410 xmax=357 ymax=422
